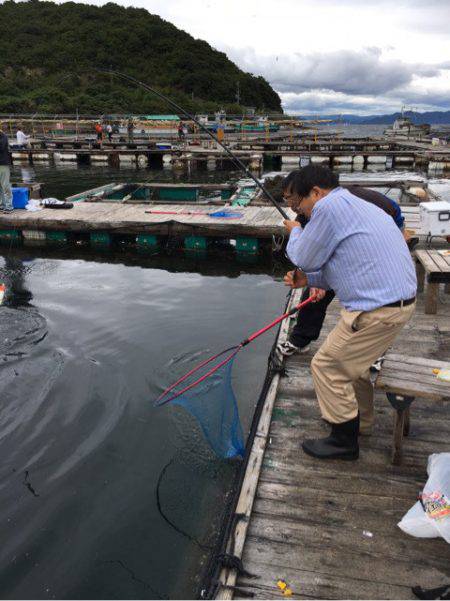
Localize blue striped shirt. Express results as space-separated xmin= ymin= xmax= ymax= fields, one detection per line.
xmin=286 ymin=187 xmax=417 ymax=311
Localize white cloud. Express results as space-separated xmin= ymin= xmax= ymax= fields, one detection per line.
xmin=222 ymin=46 xmax=445 ymax=96
xmin=52 ymin=0 xmax=450 ymax=114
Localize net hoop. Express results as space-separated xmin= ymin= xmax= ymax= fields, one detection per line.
xmin=155 ymin=345 xmax=241 ymax=406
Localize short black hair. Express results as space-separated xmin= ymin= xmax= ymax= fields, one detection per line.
xmin=282 ymin=165 xmax=339 ymax=197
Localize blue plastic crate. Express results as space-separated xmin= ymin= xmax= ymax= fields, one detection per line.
xmin=12 ymin=187 xmax=29 ymax=209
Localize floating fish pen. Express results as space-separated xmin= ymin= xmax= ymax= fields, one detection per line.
xmin=67 ymin=182 xmax=237 ymax=204
xmin=0 ymin=180 xmax=294 ymax=259
xmin=9 ymin=133 xmax=450 ymax=173
xmin=0 ymin=176 xmax=446 ymax=260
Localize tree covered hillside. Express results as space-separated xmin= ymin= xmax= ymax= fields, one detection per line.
xmin=0 ymin=0 xmax=282 ymax=114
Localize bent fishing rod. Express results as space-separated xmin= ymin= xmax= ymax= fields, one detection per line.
xmin=96 ymin=69 xmax=290 ymax=220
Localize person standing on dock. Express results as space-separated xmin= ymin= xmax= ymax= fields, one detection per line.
xmin=106 ymin=123 xmax=113 ymax=142
xmin=283 ymin=165 xmax=417 ymax=461
xmin=16 ymin=127 xmax=30 ymax=149
xmin=95 ymin=122 xmax=103 ymax=144
xmin=278 ymin=179 xmax=414 ymax=376
xmin=0 ymin=125 xmax=13 ymax=212
xmin=177 ymin=121 xmax=185 ymax=143
xmin=127 ymin=118 xmax=134 ymax=143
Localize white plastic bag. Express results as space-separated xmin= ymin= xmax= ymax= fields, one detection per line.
xmin=398 ymin=453 xmax=450 ymax=544
xmin=25 ymin=198 xmax=42 ymax=212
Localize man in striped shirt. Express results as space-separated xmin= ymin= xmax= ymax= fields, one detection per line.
xmin=283 ymin=165 xmax=417 ymax=460
xmin=278 ymin=180 xmax=411 ymax=362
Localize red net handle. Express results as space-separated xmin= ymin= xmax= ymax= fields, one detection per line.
xmin=241 ymin=293 xmax=316 ymax=347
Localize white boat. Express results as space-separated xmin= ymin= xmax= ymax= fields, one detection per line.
xmin=384 ymin=109 xmax=430 ymax=138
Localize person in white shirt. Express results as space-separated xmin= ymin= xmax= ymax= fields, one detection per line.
xmin=16 ymin=129 xmax=30 ymax=149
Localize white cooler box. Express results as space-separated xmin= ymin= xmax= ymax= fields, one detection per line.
xmin=419 ymin=201 xmax=450 ymax=237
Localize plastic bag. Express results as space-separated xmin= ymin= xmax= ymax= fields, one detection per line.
xmin=25 ymin=199 xmax=42 ymax=212
xmin=398 ymin=453 xmax=450 ymax=543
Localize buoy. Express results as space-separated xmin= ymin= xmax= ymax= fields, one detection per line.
xmin=334 ymin=156 xmax=352 ymax=164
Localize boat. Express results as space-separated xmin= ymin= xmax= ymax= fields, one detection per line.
xmin=384 ymin=109 xmax=430 ymax=138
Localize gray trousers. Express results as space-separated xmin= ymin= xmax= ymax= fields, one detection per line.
xmin=0 ymin=166 xmax=12 ymax=209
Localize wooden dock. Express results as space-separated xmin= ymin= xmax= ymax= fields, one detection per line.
xmin=216 ymin=288 xmax=450 ymax=600
xmin=0 ymin=203 xmax=293 ymax=247
xmin=9 ymin=135 xmax=450 ymax=172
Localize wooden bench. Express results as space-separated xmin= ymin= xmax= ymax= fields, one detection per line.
xmin=375 ymin=352 xmax=450 ymax=465
xmin=415 ymin=249 xmax=450 ymax=314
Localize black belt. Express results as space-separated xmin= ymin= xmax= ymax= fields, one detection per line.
xmin=383 ymin=296 xmax=416 ymax=308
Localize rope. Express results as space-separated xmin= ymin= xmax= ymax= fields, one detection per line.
xmin=272 ymin=234 xmax=285 ymax=252
xmin=156 ymin=453 xmax=213 ymax=552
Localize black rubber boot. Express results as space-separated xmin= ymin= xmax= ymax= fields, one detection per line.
xmin=302 ymin=414 xmax=359 ymax=460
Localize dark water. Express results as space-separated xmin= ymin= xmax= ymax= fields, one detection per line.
xmin=0 ymin=250 xmax=287 ymax=600
xmin=1 ymin=161 xmax=293 ymax=599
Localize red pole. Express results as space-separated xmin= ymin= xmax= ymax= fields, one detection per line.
xmin=241 ymin=294 xmax=316 ymax=346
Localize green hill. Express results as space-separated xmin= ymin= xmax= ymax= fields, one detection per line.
xmin=0 ymin=0 xmax=282 ymax=115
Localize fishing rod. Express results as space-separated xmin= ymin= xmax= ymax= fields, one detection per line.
xmin=96 ymin=69 xmax=290 ymax=220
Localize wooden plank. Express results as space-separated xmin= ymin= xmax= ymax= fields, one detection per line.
xmin=253 ymin=485 xmax=407 ymax=535
xmin=376 ymin=375 xmax=450 ymax=401
xmin=237 ymin=564 xmax=413 ymax=600
xmin=0 ymin=203 xmax=289 ymax=238
xmin=429 ymin=251 xmax=450 ymax=273
xmin=216 ymin=288 xmax=303 ymax=600
xmin=378 ymin=359 xmax=448 ymax=376
xmin=415 ymin=250 xmax=441 ymax=274
xmin=238 ymin=537 xmax=448 ymax=594
xmin=246 ymin=512 xmax=450 ymax=570
xmin=383 ymin=353 xmax=450 ymax=369
xmin=268 ymin=401 xmax=450 ymax=443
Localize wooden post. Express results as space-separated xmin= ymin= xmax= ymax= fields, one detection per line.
xmin=392 ymin=409 xmax=406 ymax=465
xmin=403 ymin=407 xmax=410 ymax=437
xmin=425 ymin=282 xmax=438 ymax=314
xmin=416 ymin=259 xmax=425 ymax=292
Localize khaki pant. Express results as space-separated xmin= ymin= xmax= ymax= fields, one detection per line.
xmin=311 ymin=303 xmax=415 ymax=427
xmin=0 ymin=165 xmax=12 ymax=209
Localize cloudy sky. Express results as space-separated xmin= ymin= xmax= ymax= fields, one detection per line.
xmin=55 ymin=0 xmax=450 ymax=115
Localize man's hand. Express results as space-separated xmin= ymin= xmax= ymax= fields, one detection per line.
xmin=310 ymin=287 xmax=327 ymax=302
xmin=283 ymin=269 xmax=307 ymax=289
xmin=283 ymin=219 xmax=301 ymax=234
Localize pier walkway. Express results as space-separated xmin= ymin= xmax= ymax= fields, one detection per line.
xmin=217 ymin=289 xmax=450 ymax=599
xmin=0 ymin=203 xmax=291 ymax=240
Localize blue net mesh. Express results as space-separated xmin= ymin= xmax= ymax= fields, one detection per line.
xmin=168 ymin=355 xmax=245 ymax=459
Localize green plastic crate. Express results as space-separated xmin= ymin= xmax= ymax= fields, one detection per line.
xmin=90 ymin=232 xmax=111 ymax=247
xmin=184 ymin=235 xmax=207 ymax=251
xmin=46 ymin=231 xmax=68 ymax=244
xmin=0 ymin=229 xmax=21 ymax=244
xmin=136 ymin=234 xmax=159 ymax=250
xmin=236 ymin=237 xmax=259 ymax=254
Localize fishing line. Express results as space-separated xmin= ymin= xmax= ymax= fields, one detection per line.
xmin=61 ymin=69 xmax=289 ymax=219
xmin=96 ymin=69 xmax=290 ymax=219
